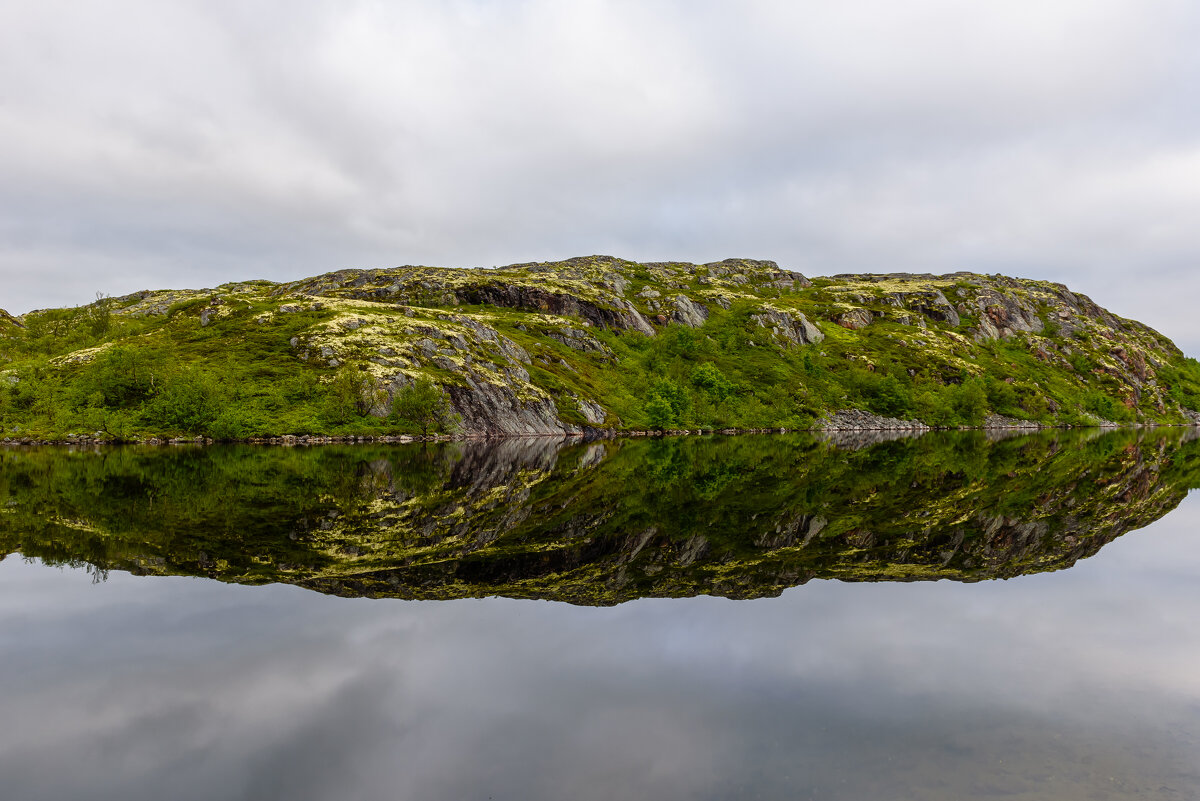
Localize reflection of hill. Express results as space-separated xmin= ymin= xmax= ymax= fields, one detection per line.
xmin=2 ymin=429 xmax=1198 ymax=605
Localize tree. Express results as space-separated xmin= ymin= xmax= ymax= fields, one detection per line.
xmin=324 ymin=365 xmax=387 ymax=425
xmin=645 ymin=394 xmax=676 ymax=430
xmin=644 ymin=378 xmax=691 ymax=430
xmin=143 ymin=369 xmax=220 ymax=433
xmin=390 ymin=377 xmax=456 ymax=435
xmin=953 ymin=379 xmax=989 ymax=426
xmin=87 ymin=293 xmax=113 ymax=338
xmin=691 ymin=363 xmax=734 ymax=402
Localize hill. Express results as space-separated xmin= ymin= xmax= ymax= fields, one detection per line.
xmin=1 ymin=255 xmax=1199 ymax=441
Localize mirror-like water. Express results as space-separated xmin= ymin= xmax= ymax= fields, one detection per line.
xmin=3 ymin=428 xmax=1199 ymax=601
xmin=2 ymin=430 xmax=1199 ymax=799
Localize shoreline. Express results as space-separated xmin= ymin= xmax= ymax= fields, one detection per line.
xmin=2 ymin=415 xmax=1197 ymax=448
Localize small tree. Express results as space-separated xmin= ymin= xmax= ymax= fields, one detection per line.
xmin=691 ymin=363 xmax=734 ymax=402
xmin=143 ymin=369 xmax=220 ymax=433
xmin=953 ymin=379 xmax=989 ymax=426
xmin=324 ymin=365 xmax=387 ymax=425
xmin=87 ymin=293 xmax=113 ymax=339
xmin=645 ymin=394 xmax=676 ymax=430
xmin=390 ymin=377 xmax=456 ymax=435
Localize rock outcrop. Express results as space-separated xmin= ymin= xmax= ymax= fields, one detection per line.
xmin=749 ymin=307 xmax=824 ymax=347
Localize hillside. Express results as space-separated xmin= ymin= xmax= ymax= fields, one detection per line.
xmin=2 ymin=255 xmax=1199 ymax=441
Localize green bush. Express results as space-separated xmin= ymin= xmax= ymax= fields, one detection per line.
xmin=952 ymin=380 xmax=988 ymax=426
xmin=143 ymin=370 xmax=220 ymax=433
xmin=691 ymin=363 xmax=735 ymax=402
xmin=390 ymin=377 xmax=457 ymax=435
xmin=322 ymin=365 xmax=386 ymax=425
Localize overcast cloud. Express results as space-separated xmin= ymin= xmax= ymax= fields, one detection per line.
xmin=2 ymin=0 xmax=1199 ymax=352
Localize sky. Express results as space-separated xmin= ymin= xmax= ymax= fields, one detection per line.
xmin=4 ymin=493 xmax=1200 ymax=798
xmin=2 ymin=1 xmax=1199 ymax=353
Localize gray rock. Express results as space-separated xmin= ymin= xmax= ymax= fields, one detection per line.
xmin=447 ymin=382 xmax=582 ymax=436
xmin=886 ymin=290 xmax=960 ymax=326
xmin=548 ymin=327 xmax=611 ymax=355
xmin=834 ymin=307 xmax=874 ymax=330
xmin=671 ymin=295 xmax=709 ymax=327
xmin=577 ymin=397 xmax=607 ymax=425
xmin=749 ymin=308 xmax=824 ymax=347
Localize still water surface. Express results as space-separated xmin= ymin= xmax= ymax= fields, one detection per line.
xmin=1 ymin=431 xmax=1199 ymax=799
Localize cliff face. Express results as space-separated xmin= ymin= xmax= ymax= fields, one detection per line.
xmin=2 ymin=256 xmax=1199 ymax=440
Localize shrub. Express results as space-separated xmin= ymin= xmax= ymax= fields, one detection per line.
xmin=691 ymin=363 xmax=735 ymax=402
xmin=952 ymin=380 xmax=988 ymax=426
xmin=143 ymin=370 xmax=220 ymax=433
xmin=323 ymin=365 xmax=386 ymax=425
xmin=390 ymin=377 xmax=457 ymax=435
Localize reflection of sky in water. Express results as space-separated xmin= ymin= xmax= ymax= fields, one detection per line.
xmin=2 ymin=495 xmax=1199 ymax=800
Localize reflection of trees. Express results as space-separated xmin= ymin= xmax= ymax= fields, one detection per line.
xmin=1 ymin=427 xmax=1197 ymax=603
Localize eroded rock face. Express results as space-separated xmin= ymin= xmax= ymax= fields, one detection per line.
xmin=671 ymin=295 xmax=709 ymax=328
xmin=448 ymin=381 xmax=581 ymax=436
xmin=548 ymin=327 xmax=611 ymax=355
xmin=750 ymin=308 xmax=824 ymax=347
xmin=458 ymin=283 xmax=658 ymax=336
xmin=0 ymin=309 xmax=25 ymax=330
xmin=577 ymin=397 xmax=607 ymax=425
xmin=703 ymin=259 xmax=811 ymax=289
xmin=834 ymin=307 xmax=874 ymax=330
xmin=888 ymin=289 xmax=961 ymax=326
xmin=969 ymin=287 xmax=1044 ymax=341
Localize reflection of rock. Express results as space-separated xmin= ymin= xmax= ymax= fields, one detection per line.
xmin=446 ymin=437 xmax=564 ymax=492
xmin=3 ymin=430 xmax=1197 ymax=606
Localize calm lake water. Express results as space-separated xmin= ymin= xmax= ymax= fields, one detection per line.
xmin=1 ymin=430 xmax=1199 ymax=800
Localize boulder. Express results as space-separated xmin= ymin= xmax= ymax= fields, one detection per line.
xmin=750 ymin=308 xmax=824 ymax=347
xmin=671 ymin=295 xmax=709 ymax=328
xmin=834 ymin=307 xmax=874 ymax=330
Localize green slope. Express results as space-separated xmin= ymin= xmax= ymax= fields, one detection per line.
xmin=1 ymin=256 xmax=1199 ymax=441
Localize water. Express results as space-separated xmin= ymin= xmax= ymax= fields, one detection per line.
xmin=1 ymin=430 xmax=1198 ymax=799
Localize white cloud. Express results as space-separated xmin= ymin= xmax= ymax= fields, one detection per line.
xmin=1 ymin=0 xmax=1198 ymax=351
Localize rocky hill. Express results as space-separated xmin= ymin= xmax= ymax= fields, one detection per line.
xmin=1 ymin=256 xmax=1199 ymax=440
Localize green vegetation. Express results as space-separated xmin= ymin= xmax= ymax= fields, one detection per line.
xmin=0 ymin=257 xmax=1198 ymax=441
xmin=389 ymin=377 xmax=459 ymax=435
xmin=2 ymin=428 xmax=1196 ymax=603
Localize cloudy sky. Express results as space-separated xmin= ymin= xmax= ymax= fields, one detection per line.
xmin=2 ymin=1 xmax=1199 ymax=353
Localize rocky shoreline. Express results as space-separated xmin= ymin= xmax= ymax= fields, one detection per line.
xmin=2 ymin=409 xmax=1196 ymax=448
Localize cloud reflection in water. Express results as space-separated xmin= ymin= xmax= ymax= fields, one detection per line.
xmin=2 ymin=490 xmax=1199 ymax=800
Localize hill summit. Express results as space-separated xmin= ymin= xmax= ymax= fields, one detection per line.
xmin=2 ymin=255 xmax=1199 ymax=441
